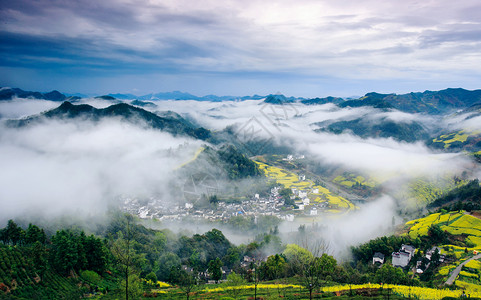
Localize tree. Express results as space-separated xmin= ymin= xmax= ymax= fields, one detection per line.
xmin=279 ymin=188 xmax=294 ymax=206
xmin=428 ymin=224 xmax=448 ymax=244
xmin=171 ymin=267 xmax=198 ymax=300
xmin=226 ymin=272 xmax=246 ymax=300
xmin=156 ymin=252 xmax=181 ymax=281
xmin=110 ymin=215 xmax=146 ymax=300
xmin=261 ymin=254 xmax=287 ymax=280
xmin=28 ymin=241 xmax=47 ymax=276
xmin=299 ymin=254 xmax=337 ymax=300
xmin=25 ymin=224 xmax=46 ymax=245
xmin=50 ymin=230 xmax=80 ymax=276
xmin=248 ymin=261 xmax=261 ymax=300
xmin=145 ymin=271 xmax=157 ymax=283
xmin=283 ymin=244 xmax=313 ymax=276
xmin=375 ymin=264 xmax=407 ymax=285
xmin=208 ymin=257 xmax=223 ymax=283
xmin=83 ymin=234 xmax=108 ymax=274
xmin=120 ymin=274 xmax=143 ymax=300
xmin=5 ymin=220 xmax=24 ymax=246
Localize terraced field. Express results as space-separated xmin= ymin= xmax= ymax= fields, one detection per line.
xmin=431 ymin=129 xmax=481 ymax=150
xmin=255 ymin=161 xmax=356 ymax=212
xmin=406 ymin=212 xmax=481 ymax=293
xmin=333 ymin=174 xmax=377 ymax=188
xmin=406 ymin=212 xmax=481 ymax=249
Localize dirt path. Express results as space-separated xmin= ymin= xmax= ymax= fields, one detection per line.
xmin=445 ymin=253 xmax=481 ymax=285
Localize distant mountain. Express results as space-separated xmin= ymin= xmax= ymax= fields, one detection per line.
xmin=263 ymin=94 xmax=297 ymax=104
xmin=338 ymin=93 xmax=394 ymax=109
xmin=301 ymin=96 xmax=344 ymax=105
xmin=7 ymin=101 xmax=211 ymax=140
xmin=131 ymin=100 xmax=157 ymax=108
xmin=108 ymin=93 xmax=138 ymax=100
xmin=95 ymin=95 xmax=117 ymax=101
xmin=314 ymin=117 xmax=430 ymax=143
xmin=0 ymin=87 xmax=71 ymax=101
xmin=340 ymin=88 xmax=481 ymax=114
xmin=4 ymin=87 xmax=481 ymax=114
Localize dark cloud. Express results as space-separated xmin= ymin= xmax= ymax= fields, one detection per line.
xmin=0 ymin=0 xmax=480 ymax=96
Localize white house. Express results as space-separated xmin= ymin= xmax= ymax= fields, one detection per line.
xmin=372 ymin=252 xmax=385 ymax=265
xmin=309 ymin=208 xmax=318 ymax=216
xmin=401 ymin=244 xmax=415 ymax=259
xmin=392 ymin=251 xmax=411 ymax=268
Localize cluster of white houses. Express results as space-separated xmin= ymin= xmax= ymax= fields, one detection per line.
xmin=121 ymin=182 xmax=329 ymax=222
xmin=372 ymin=244 xmax=446 ymax=274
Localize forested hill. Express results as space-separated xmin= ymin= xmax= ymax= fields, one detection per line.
xmin=337 ymin=88 xmax=481 ymax=114
xmin=314 ymin=117 xmax=430 ymax=143
xmin=6 ymin=101 xmax=211 ymax=141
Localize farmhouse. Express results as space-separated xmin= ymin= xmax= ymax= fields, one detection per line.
xmin=392 ymin=251 xmax=411 ymax=268
xmin=372 ymin=252 xmax=385 ymax=265
xmin=392 ymin=244 xmax=415 ymax=268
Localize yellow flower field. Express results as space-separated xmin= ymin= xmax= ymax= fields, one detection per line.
xmin=406 ymin=212 xmax=481 ymax=248
xmin=255 ymin=161 xmax=356 ymax=212
xmin=320 ymin=283 xmax=481 ymax=299
xmin=203 ymin=283 xmax=302 ymax=292
xmin=464 ymin=259 xmax=481 ymax=270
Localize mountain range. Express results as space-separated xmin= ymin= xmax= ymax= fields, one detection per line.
xmin=6 ymin=101 xmax=211 ymax=141
xmin=3 ymin=87 xmax=481 ymax=115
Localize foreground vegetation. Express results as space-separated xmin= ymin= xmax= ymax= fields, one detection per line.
xmin=0 ymin=180 xmax=480 ymax=299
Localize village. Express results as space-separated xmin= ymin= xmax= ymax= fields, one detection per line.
xmin=119 ymin=182 xmax=331 ymax=224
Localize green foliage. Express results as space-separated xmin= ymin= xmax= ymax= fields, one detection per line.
xmin=318 ymin=117 xmax=429 ymax=142
xmin=80 ymin=270 xmax=101 ymax=285
xmin=156 ymin=252 xmax=181 ymax=281
xmin=428 ymin=179 xmax=481 ymax=211
xmin=119 ymin=273 xmax=143 ymax=299
xmin=216 ymin=144 xmax=261 ymax=179
xmin=260 ymin=254 xmax=287 ymax=280
xmin=351 ymin=235 xmax=412 ymax=263
xmin=208 ymin=257 xmax=223 ymax=282
xmin=375 ymin=264 xmax=410 ymax=285
xmin=50 ymin=229 xmax=108 ymax=276
xmin=226 ymin=271 xmax=246 ymax=299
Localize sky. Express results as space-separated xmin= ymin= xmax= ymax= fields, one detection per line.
xmin=1 ymin=0 xmax=481 ymax=97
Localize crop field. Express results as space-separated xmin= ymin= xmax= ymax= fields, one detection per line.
xmin=432 ymin=129 xmax=481 ymax=149
xmin=255 ymin=161 xmax=356 ymax=212
xmin=145 ymin=283 xmax=481 ymax=299
xmin=406 ymin=178 xmax=454 ymax=205
xmin=407 ymin=212 xmax=481 ymax=249
xmin=322 ymin=283 xmax=481 ymax=299
xmin=406 ymin=211 xmax=464 ymax=238
xmin=465 ymin=259 xmax=481 ymax=270
xmin=333 ymin=174 xmax=377 ymax=188
xmin=406 ymin=212 xmax=481 ymax=294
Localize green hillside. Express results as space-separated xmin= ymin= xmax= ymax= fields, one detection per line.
xmin=6 ymin=101 xmax=211 ymax=141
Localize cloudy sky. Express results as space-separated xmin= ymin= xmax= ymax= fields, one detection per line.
xmin=1 ymin=0 xmax=480 ymax=97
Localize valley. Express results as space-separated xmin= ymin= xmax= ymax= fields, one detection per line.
xmin=1 ymin=87 xmax=481 ymax=299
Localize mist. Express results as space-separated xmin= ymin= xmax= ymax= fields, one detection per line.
xmin=1 ymin=96 xmax=478 ymax=258
xmin=0 ymin=116 xmax=203 ymax=223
